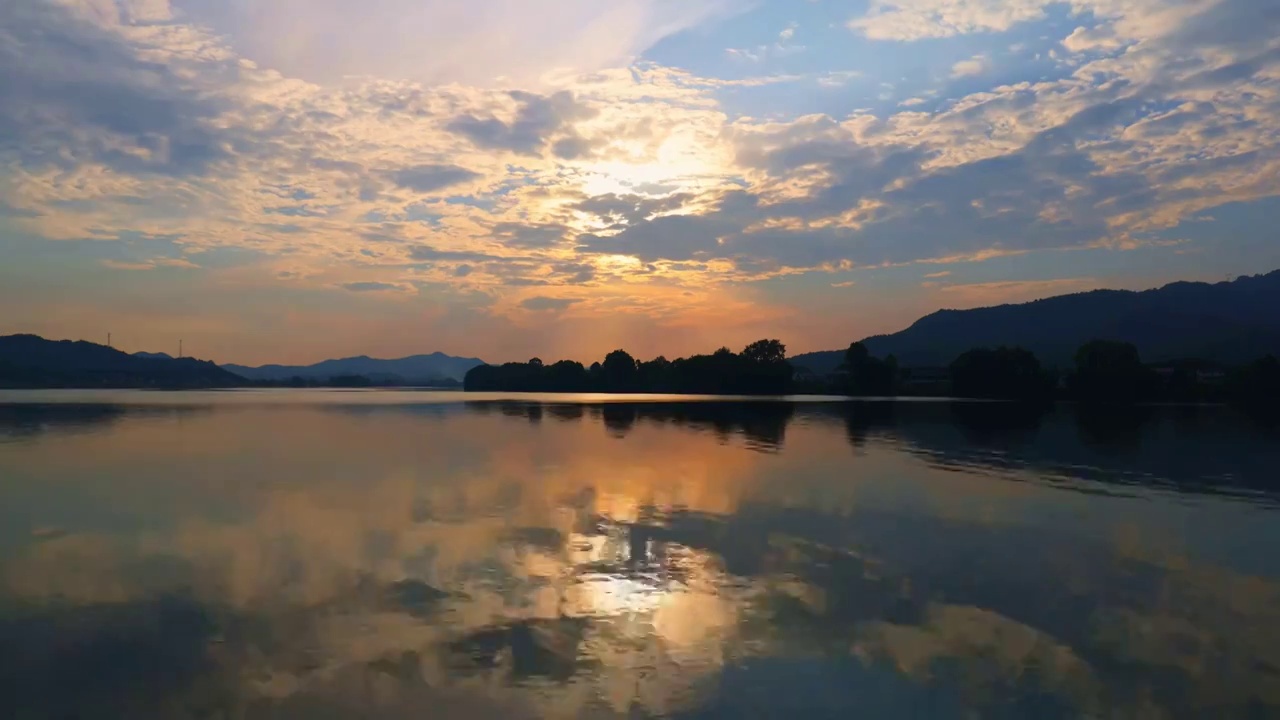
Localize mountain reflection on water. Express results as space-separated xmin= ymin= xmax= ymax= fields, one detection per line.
xmin=1 ymin=393 xmax=1278 ymax=719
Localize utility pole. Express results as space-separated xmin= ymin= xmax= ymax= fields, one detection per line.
xmin=179 ymin=339 xmax=183 ymax=358
xmin=107 ymin=332 xmax=112 ymax=348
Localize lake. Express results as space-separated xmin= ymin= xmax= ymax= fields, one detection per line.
xmin=1 ymin=390 xmax=1278 ymax=719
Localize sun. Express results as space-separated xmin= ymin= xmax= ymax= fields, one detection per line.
xmin=574 ymin=130 xmax=733 ymax=200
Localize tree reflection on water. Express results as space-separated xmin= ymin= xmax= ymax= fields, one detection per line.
xmin=0 ymin=395 xmax=1278 ymax=718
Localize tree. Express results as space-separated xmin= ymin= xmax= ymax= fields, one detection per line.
xmin=545 ymin=360 xmax=588 ymax=392
xmin=638 ymin=356 xmax=673 ymax=391
xmin=840 ymin=342 xmax=896 ymax=396
xmin=1228 ymin=355 xmax=1280 ymax=411
xmin=949 ymin=346 xmax=1050 ymax=400
xmin=1068 ymin=340 xmax=1159 ymax=403
xmin=842 ymin=342 xmax=870 ymax=371
xmin=737 ymin=339 xmax=792 ymax=394
xmin=600 ymin=349 xmax=639 ymax=391
xmin=742 ymin=339 xmax=787 ymax=366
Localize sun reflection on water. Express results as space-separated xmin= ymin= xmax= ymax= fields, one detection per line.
xmin=3 ymin=399 xmax=1280 ymax=718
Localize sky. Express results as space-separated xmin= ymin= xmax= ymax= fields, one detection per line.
xmin=1 ymin=0 xmax=1279 ymax=365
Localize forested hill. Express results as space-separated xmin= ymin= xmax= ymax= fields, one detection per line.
xmin=0 ymin=335 xmax=243 ymax=388
xmin=222 ymin=352 xmax=484 ymax=384
xmin=793 ymin=270 xmax=1280 ymax=373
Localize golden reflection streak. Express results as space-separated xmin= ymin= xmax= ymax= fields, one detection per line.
xmin=2 ymin=404 xmax=1279 ymax=718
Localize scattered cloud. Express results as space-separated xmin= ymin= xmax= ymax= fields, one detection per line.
xmin=727 ymin=21 xmax=805 ymax=63
xmin=818 ymin=70 xmax=863 ymax=88
xmin=339 ymin=281 xmax=410 ymax=293
xmin=390 ymin=165 xmax=483 ymax=193
xmin=951 ymin=54 xmax=990 ymax=78
xmin=101 ymin=258 xmax=198 ymax=271
xmin=520 ymin=296 xmax=581 ymax=312
xmin=172 ymin=0 xmax=739 ymax=86
xmin=3 ymin=0 xmax=1279 ymax=362
xmin=934 ymin=278 xmax=1103 ymax=306
xmin=446 ymin=91 xmax=596 ymax=157
xmin=848 ymin=0 xmax=1055 ymax=41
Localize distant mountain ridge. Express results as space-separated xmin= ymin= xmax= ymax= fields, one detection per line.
xmin=792 ymin=270 xmax=1280 ymax=374
xmin=0 ymin=335 xmax=243 ymax=388
xmin=222 ymin=352 xmax=485 ymax=384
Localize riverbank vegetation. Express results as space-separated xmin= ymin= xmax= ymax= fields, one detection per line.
xmin=464 ymin=338 xmax=1280 ymax=411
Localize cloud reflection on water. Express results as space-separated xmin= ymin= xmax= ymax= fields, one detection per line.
xmin=0 ymin=396 xmax=1278 ymax=718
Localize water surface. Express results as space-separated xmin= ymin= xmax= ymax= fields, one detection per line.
xmin=1 ymin=391 xmax=1278 ymax=719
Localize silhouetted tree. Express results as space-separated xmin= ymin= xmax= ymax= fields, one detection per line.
xmin=638 ymin=356 xmax=673 ymax=390
xmin=742 ymin=339 xmax=787 ymax=366
xmin=1067 ymin=340 xmax=1160 ymax=403
xmin=601 ymin=350 xmax=639 ymax=392
xmin=670 ymin=349 xmax=743 ymax=394
xmin=465 ymin=341 xmax=799 ymax=395
xmin=738 ymin=339 xmax=792 ymax=395
xmin=1227 ymin=355 xmax=1280 ymax=416
xmin=839 ymin=342 xmax=897 ymax=396
xmin=545 ymin=360 xmax=589 ymax=392
xmin=949 ymin=346 xmax=1051 ymax=400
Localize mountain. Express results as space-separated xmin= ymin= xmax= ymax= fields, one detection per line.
xmin=222 ymin=352 xmax=485 ymax=384
xmin=133 ymin=351 xmax=173 ymax=360
xmin=792 ymin=270 xmax=1280 ymax=374
xmin=0 ymin=335 xmax=244 ymax=388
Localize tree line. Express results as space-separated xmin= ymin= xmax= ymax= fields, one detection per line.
xmin=463 ymin=338 xmax=1280 ymax=408
xmin=465 ymin=339 xmax=794 ymax=395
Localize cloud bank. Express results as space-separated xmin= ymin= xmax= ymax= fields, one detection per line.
xmin=1 ymin=0 xmax=1278 ymax=363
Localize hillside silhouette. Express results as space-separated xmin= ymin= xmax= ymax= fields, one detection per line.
xmin=0 ymin=335 xmax=243 ymax=389
xmin=792 ymin=270 xmax=1280 ymax=373
xmin=223 ymin=352 xmax=484 ymax=384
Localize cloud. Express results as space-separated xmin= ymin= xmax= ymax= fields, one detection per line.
xmin=339 ymin=281 xmax=408 ymax=293
xmin=491 ymin=222 xmax=569 ymax=249
xmin=726 ymin=22 xmax=805 ymax=63
xmin=951 ymin=54 xmax=990 ymax=78
xmin=446 ymin=91 xmax=596 ymax=157
xmin=101 ymin=257 xmax=198 ymax=270
xmin=934 ymin=278 xmax=1103 ymax=306
xmin=849 ymin=0 xmax=1053 ymax=40
xmin=4 ymin=0 xmax=1280 ymax=362
xmin=389 ymin=165 xmax=482 ymax=193
xmin=408 ymin=246 xmax=504 ymax=263
xmin=0 ymin=0 xmax=234 ymax=177
xmin=572 ymin=193 xmax=694 ymax=225
xmin=817 ymin=71 xmax=862 ymax=88
xmin=520 ymin=296 xmax=581 ymax=312
xmin=924 ymin=271 xmax=952 ymax=278
xmin=173 ymin=0 xmax=737 ymax=86
xmin=1062 ymin=24 xmax=1127 ymax=53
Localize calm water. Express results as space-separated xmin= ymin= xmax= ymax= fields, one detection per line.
xmin=2 ymin=390 xmax=1279 ymax=719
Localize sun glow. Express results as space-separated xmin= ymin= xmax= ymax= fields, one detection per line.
xmin=575 ymin=131 xmax=734 ymax=199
